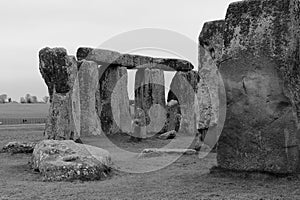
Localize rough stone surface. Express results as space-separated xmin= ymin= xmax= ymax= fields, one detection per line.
xmin=78 ymin=60 xmax=102 ymax=136
xmin=139 ymin=148 xmax=197 ymax=158
xmin=1 ymin=141 xmax=36 ymax=154
xmin=135 ymin=68 xmax=166 ymax=135
xmin=98 ymin=66 xmax=132 ymax=135
xmin=217 ymin=0 xmax=300 ymax=174
xmin=164 ymin=100 xmax=181 ymax=132
xmin=77 ymin=47 xmax=194 ymax=72
xmin=198 ymin=20 xmax=225 ymax=128
xmin=131 ymin=108 xmax=147 ymax=140
xmin=31 ymin=140 xmax=112 ymax=181
xmin=39 ymin=48 xmax=75 ymax=101
xmin=168 ymin=71 xmax=199 ymax=135
xmin=158 ymin=130 xmax=176 ymax=140
xmin=39 ymin=47 xmax=80 ymax=140
xmin=199 ymin=20 xmax=225 ymax=64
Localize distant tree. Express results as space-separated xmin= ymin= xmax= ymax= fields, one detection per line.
xmin=25 ymin=94 xmax=31 ymax=103
xmin=20 ymin=97 xmax=26 ymax=104
xmin=0 ymin=94 xmax=7 ymax=104
xmin=30 ymin=96 xmax=38 ymax=103
xmin=43 ymin=96 xmax=49 ymax=104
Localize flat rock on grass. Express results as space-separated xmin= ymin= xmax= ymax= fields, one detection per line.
xmin=31 ymin=140 xmax=112 ymax=181
xmin=1 ymin=141 xmax=36 ymax=154
xmin=158 ymin=130 xmax=176 ymax=140
xmin=139 ymin=148 xmax=197 ymax=158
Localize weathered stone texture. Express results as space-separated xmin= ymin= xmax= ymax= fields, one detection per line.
xmin=135 ymin=68 xmax=166 ymax=135
xmin=31 ymin=140 xmax=111 ymax=181
xmin=168 ymin=71 xmax=199 ymax=135
xmin=164 ymin=100 xmax=181 ymax=132
xmin=39 ymin=48 xmax=80 ymax=140
xmin=78 ymin=60 xmax=102 ymax=136
xmin=139 ymin=148 xmax=197 ymax=158
xmin=217 ymin=0 xmax=300 ymax=173
xmin=77 ymin=47 xmax=193 ymax=71
xmin=195 ymin=77 xmax=212 ymax=130
xmin=198 ymin=20 xmax=225 ymax=128
xmin=199 ymin=20 xmax=225 ymax=64
xmin=131 ymin=108 xmax=147 ymax=140
xmin=1 ymin=141 xmax=36 ymax=154
xmin=158 ymin=130 xmax=176 ymax=140
xmin=39 ymin=48 xmax=76 ymax=101
xmin=98 ymin=66 xmax=132 ymax=135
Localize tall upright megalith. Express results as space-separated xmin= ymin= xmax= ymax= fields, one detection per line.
xmin=197 ymin=20 xmax=226 ymax=147
xmin=135 ymin=68 xmax=166 ymax=135
xmin=168 ymin=71 xmax=199 ymax=135
xmin=39 ymin=47 xmax=80 ymax=140
xmin=78 ymin=60 xmax=102 ymax=136
xmin=198 ymin=20 xmax=225 ymax=128
xmin=98 ymin=66 xmax=132 ymax=135
xmin=217 ymin=0 xmax=300 ymax=173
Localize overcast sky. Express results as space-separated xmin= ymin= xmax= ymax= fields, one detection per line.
xmin=0 ymin=0 xmax=236 ymax=101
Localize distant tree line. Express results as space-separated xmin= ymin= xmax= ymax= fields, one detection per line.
xmin=0 ymin=94 xmax=8 ymax=103
xmin=0 ymin=93 xmax=49 ymax=104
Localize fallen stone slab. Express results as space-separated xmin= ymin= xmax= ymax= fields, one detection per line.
xmin=158 ymin=130 xmax=176 ymax=140
xmin=31 ymin=140 xmax=112 ymax=181
xmin=1 ymin=141 xmax=36 ymax=154
xmin=138 ymin=148 xmax=197 ymax=158
xmin=77 ymin=47 xmax=194 ymax=72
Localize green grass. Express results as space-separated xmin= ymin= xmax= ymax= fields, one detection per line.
xmin=0 ymin=103 xmax=49 ymax=119
xmin=1 ymin=126 xmax=300 ymax=199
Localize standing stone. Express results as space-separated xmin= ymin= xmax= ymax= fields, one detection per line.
xmin=165 ymin=100 xmax=181 ymax=132
xmin=168 ymin=71 xmax=199 ymax=135
xmin=135 ymin=68 xmax=166 ymax=135
xmin=131 ymin=108 xmax=147 ymax=141
xmin=78 ymin=60 xmax=102 ymax=136
xmin=39 ymin=47 xmax=80 ymax=140
xmin=196 ymin=20 xmax=226 ymax=149
xmin=199 ymin=20 xmax=225 ymax=65
xmin=217 ymin=0 xmax=300 ymax=173
xmin=198 ymin=20 xmax=225 ymax=128
xmin=98 ymin=66 xmax=132 ymax=135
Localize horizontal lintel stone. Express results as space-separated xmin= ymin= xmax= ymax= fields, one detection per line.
xmin=77 ymin=47 xmax=194 ymax=72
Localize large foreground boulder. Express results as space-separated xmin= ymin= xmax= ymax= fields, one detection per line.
xmin=31 ymin=140 xmax=112 ymax=181
xmin=217 ymin=0 xmax=300 ymax=173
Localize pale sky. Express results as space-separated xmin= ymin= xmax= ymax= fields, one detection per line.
xmin=0 ymin=0 xmax=236 ymax=101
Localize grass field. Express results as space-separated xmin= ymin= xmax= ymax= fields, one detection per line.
xmin=0 ymin=125 xmax=300 ymax=200
xmin=0 ymin=103 xmax=49 ymax=119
